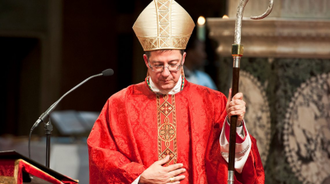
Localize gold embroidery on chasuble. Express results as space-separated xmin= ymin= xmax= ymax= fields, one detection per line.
xmin=157 ymin=94 xmax=177 ymax=165
xmin=0 ymin=176 xmax=16 ymax=184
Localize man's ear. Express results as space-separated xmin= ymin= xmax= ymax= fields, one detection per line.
xmin=143 ymin=54 xmax=149 ymax=67
xmin=182 ymin=52 xmax=187 ymax=65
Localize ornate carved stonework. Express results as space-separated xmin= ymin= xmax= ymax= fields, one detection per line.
xmin=208 ymin=0 xmax=330 ymax=59
xmin=283 ymin=73 xmax=330 ymax=184
xmin=239 ymin=71 xmax=271 ymax=166
xmin=227 ymin=0 xmax=330 ymax=19
xmin=207 ymin=18 xmax=330 ymax=58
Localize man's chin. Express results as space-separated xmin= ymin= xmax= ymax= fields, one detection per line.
xmin=159 ymin=84 xmax=175 ymax=92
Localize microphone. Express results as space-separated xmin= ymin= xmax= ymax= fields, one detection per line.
xmin=28 ymin=68 xmax=114 ymax=159
xmin=30 ymin=68 xmax=114 ymax=130
xmin=102 ymin=68 xmax=114 ymax=76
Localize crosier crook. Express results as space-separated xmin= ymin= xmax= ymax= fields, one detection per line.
xmin=227 ymin=0 xmax=274 ymax=183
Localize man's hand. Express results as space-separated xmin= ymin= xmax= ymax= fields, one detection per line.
xmin=139 ymin=155 xmax=186 ymax=184
xmin=226 ymin=88 xmax=246 ymax=126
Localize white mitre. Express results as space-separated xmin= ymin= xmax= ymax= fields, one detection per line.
xmin=133 ymin=0 xmax=195 ymax=51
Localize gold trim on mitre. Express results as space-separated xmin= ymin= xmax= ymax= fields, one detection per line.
xmin=133 ymin=0 xmax=195 ymax=51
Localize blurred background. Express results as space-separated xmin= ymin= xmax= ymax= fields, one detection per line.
xmin=1 ymin=0 xmax=330 ymax=184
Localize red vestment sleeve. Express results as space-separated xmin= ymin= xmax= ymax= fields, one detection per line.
xmin=87 ymin=96 xmax=146 ymax=183
xmin=233 ymin=136 xmax=265 ymax=184
xmin=206 ymin=131 xmax=265 ymax=184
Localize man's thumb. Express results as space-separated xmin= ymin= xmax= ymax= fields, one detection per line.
xmin=227 ymin=88 xmax=232 ymax=104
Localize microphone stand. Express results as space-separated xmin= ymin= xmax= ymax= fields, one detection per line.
xmin=28 ymin=69 xmax=114 ymax=168
xmin=44 ymin=120 xmax=53 ymax=168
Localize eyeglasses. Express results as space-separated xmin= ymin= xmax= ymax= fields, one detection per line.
xmin=148 ymin=60 xmax=183 ymax=73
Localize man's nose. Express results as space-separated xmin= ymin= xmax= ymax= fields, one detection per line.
xmin=161 ymin=66 xmax=171 ymax=76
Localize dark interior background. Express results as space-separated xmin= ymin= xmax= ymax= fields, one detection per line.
xmin=0 ymin=0 xmax=226 ymax=136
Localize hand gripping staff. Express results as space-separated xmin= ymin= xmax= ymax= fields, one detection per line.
xmin=227 ymin=0 xmax=273 ymax=183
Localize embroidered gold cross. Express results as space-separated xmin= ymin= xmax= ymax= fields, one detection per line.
xmin=160 ymin=101 xmax=173 ymax=116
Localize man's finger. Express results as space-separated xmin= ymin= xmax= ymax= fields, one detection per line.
xmin=176 ymin=174 xmax=186 ymax=181
xmin=166 ymin=174 xmax=186 ymax=184
xmin=164 ymin=163 xmax=184 ymax=172
xmin=228 ymin=103 xmax=246 ymax=111
xmin=166 ymin=182 xmax=180 ymax=184
xmin=229 ymin=98 xmax=246 ymax=106
xmin=232 ymin=92 xmax=243 ymax=100
xmin=168 ymin=168 xmax=186 ymax=177
xmin=227 ymin=107 xmax=245 ymax=115
xmin=157 ymin=155 xmax=170 ymax=165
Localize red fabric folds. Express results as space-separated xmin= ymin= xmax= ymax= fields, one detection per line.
xmin=87 ymin=80 xmax=265 ymax=183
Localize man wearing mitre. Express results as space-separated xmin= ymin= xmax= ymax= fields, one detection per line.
xmin=87 ymin=0 xmax=265 ymax=183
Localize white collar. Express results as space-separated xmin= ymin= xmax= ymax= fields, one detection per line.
xmin=149 ymin=75 xmax=182 ymax=95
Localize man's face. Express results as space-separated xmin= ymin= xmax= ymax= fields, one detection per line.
xmin=143 ymin=50 xmax=186 ymax=93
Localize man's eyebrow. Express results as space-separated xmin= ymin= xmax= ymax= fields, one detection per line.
xmin=150 ymin=61 xmax=162 ymax=64
xmin=151 ymin=59 xmax=180 ymax=63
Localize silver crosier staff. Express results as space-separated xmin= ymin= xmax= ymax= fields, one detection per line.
xmin=227 ymin=0 xmax=274 ymax=183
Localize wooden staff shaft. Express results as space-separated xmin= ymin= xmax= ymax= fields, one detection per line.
xmin=227 ymin=55 xmax=241 ymax=184
xmin=229 ymin=66 xmax=240 ymax=171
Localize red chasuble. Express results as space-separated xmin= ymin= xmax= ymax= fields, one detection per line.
xmin=87 ymin=80 xmax=265 ymax=184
